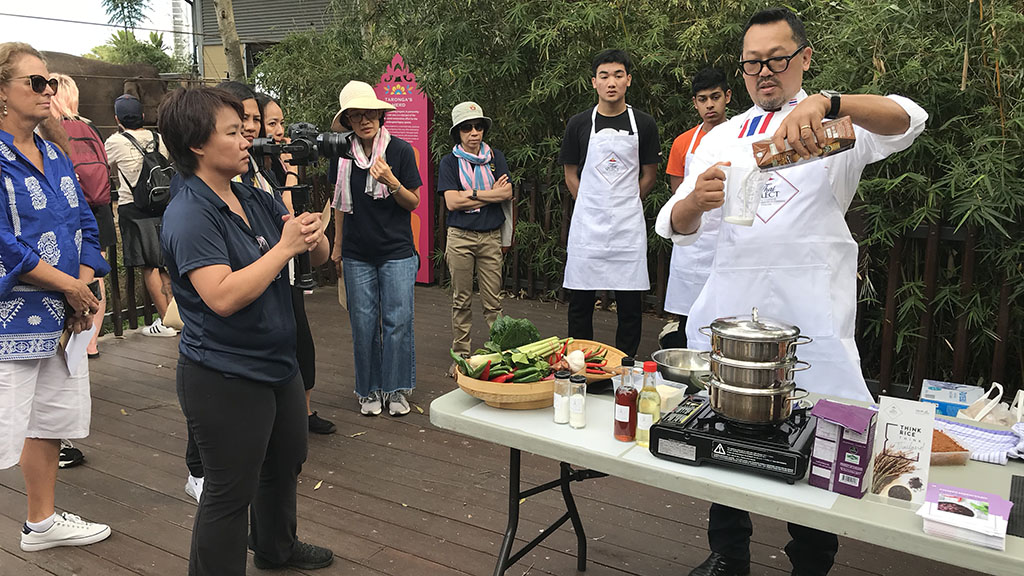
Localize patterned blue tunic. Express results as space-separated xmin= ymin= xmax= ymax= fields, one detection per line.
xmin=0 ymin=130 xmax=110 ymax=361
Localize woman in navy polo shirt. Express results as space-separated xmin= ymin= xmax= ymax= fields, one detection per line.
xmin=157 ymin=87 xmax=332 ymax=576
xmin=329 ymin=81 xmax=421 ymax=417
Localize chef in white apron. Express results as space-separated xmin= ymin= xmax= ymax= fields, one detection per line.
xmin=560 ymin=50 xmax=660 ymax=357
xmin=654 ymin=11 xmax=927 ymax=576
xmin=665 ymin=127 xmax=726 ymax=327
xmin=659 ymin=89 xmax=926 ymax=403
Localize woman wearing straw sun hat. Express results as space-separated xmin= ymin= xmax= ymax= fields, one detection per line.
xmin=439 ymin=101 xmax=513 ymax=370
xmin=329 ymin=81 xmax=422 ymax=417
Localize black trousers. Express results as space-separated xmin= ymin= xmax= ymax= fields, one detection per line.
xmin=708 ymin=504 xmax=839 ymax=575
xmin=659 ymin=316 xmax=689 ymax=349
xmin=568 ymin=290 xmax=643 ymax=358
xmin=184 ymin=286 xmax=315 ymax=478
xmin=291 ymin=285 xmax=316 ymax=392
xmin=176 ymin=358 xmax=308 ymax=576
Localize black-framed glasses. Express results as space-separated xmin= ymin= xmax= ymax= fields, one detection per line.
xmin=739 ymin=44 xmax=808 ymax=76
xmin=13 ymin=75 xmax=59 ymax=94
xmin=346 ymin=109 xmax=381 ymax=123
xmin=459 ymin=122 xmax=486 ymax=133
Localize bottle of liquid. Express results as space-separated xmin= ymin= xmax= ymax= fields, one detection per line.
xmin=613 ymin=358 xmax=638 ymax=442
xmin=568 ymin=375 xmax=587 ymax=429
xmin=552 ymin=370 xmax=571 ymax=424
xmin=636 ymin=361 xmax=661 ymax=447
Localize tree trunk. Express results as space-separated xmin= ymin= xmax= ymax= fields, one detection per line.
xmin=213 ymin=0 xmax=246 ymax=81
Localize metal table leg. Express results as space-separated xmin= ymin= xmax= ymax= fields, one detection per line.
xmin=493 ymin=448 xmax=608 ymax=575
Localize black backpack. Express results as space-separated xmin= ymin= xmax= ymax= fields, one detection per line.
xmin=118 ymin=130 xmax=174 ymax=214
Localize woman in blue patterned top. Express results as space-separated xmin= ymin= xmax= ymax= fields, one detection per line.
xmin=0 ymin=43 xmax=111 ymax=551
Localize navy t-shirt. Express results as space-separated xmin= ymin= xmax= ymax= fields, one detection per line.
xmin=328 ymin=137 xmax=423 ymax=263
xmin=437 ymin=147 xmax=510 ymax=232
xmin=161 ymin=175 xmax=298 ymax=384
xmin=558 ymin=107 xmax=661 ymax=178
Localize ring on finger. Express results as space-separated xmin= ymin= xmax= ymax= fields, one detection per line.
xmin=800 ymin=124 xmax=812 ymax=131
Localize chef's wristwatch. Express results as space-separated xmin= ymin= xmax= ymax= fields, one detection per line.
xmin=820 ymin=90 xmax=842 ymax=119
xmin=471 ymin=189 xmax=478 ymax=200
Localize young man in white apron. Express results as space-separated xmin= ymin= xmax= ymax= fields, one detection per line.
xmin=655 ymin=8 xmax=927 ymax=576
xmin=559 ymin=49 xmax=661 ymax=357
xmin=660 ymin=68 xmax=732 ymax=348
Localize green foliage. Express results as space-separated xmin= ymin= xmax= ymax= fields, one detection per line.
xmin=484 ymin=314 xmax=543 ymax=352
xmin=255 ymin=0 xmax=1023 ymax=391
xmin=101 ymin=0 xmax=151 ymax=30
xmin=86 ymin=30 xmax=187 ymax=73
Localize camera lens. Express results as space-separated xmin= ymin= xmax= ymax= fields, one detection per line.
xmin=318 ymin=132 xmax=350 ymax=159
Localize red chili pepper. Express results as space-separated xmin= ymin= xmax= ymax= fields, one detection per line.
xmin=586 ymin=360 xmax=607 ymax=367
xmin=585 ymin=368 xmax=605 ymax=374
xmin=480 ymin=360 xmax=491 ymax=381
xmin=559 ymin=341 xmax=568 ymax=356
xmin=492 ymin=373 xmax=514 ymax=383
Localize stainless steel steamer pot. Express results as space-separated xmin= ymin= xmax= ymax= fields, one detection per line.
xmin=700 ymin=307 xmax=812 ymax=363
xmin=704 ymin=352 xmax=810 ymax=390
xmin=702 ymin=376 xmax=809 ymax=424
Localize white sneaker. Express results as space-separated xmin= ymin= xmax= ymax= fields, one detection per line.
xmin=359 ymin=391 xmax=383 ymax=416
xmin=184 ymin=475 xmax=204 ymax=504
xmin=139 ymin=318 xmax=177 ymax=337
xmin=20 ymin=512 xmax=111 ymax=552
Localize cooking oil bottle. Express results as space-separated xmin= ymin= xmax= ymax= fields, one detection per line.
xmin=636 ymin=361 xmax=661 ymax=447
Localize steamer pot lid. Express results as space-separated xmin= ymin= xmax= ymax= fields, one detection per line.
xmin=709 ymin=307 xmax=801 ymax=341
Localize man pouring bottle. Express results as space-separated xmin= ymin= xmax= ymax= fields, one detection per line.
xmin=655 ymin=7 xmax=927 ymax=576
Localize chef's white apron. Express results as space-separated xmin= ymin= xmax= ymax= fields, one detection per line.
xmin=685 ymin=142 xmax=871 ymax=402
xmin=665 ymin=124 xmax=721 ymax=316
xmin=563 ymin=106 xmax=650 ymax=291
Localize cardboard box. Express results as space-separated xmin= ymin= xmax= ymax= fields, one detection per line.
xmin=919 ymin=379 xmax=986 ymax=416
xmin=809 ymin=399 xmax=877 ymax=498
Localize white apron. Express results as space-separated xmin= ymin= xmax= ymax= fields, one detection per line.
xmin=685 ymin=125 xmax=870 ymax=402
xmin=665 ymin=124 xmax=721 ymax=316
xmin=563 ymin=106 xmax=649 ymax=291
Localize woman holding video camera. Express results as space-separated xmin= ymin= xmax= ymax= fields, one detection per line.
xmin=329 ymin=80 xmax=421 ymax=417
xmin=158 ymin=86 xmax=332 ymax=575
xmin=256 ymin=92 xmax=335 ymax=435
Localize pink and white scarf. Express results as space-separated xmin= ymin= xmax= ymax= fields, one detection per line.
xmin=333 ymin=126 xmax=392 ymax=214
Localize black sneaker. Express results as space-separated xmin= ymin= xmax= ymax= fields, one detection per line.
xmin=688 ymin=552 xmax=750 ymax=576
xmin=58 ymin=440 xmax=84 ymax=469
xmin=308 ymin=411 xmax=336 ymax=435
xmin=253 ymin=540 xmax=333 ymax=570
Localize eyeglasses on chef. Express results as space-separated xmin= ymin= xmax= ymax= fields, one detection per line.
xmin=12 ymin=75 xmax=59 ymax=94
xmin=739 ymin=44 xmax=808 ymax=76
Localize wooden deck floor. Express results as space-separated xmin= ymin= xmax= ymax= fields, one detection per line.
xmin=0 ymin=286 xmax=983 ymax=576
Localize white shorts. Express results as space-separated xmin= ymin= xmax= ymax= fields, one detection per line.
xmin=0 ymin=354 xmax=91 ymax=469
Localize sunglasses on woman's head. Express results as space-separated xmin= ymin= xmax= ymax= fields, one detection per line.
xmin=13 ymin=75 xmax=59 ymax=95
xmin=459 ymin=122 xmax=485 ymax=133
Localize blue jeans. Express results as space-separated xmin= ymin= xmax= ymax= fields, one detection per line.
xmin=343 ymin=254 xmax=417 ymax=398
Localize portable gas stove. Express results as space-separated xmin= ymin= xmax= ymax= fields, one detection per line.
xmin=649 ymin=396 xmax=816 ymax=484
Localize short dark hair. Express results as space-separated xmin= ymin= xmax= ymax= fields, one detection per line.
xmin=215 ymin=80 xmax=257 ymax=103
xmin=255 ymin=92 xmax=281 ymax=139
xmin=591 ymin=49 xmax=631 ymax=76
xmin=691 ymin=67 xmax=729 ymax=97
xmin=741 ymin=7 xmax=809 ymax=48
xmin=157 ymin=87 xmax=244 ymax=177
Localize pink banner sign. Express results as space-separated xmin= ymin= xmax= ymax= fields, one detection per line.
xmin=376 ymin=53 xmax=434 ymax=283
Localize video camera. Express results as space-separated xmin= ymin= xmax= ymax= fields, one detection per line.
xmin=251 ymin=122 xmax=354 ymax=290
xmin=251 ymin=122 xmax=354 ymax=165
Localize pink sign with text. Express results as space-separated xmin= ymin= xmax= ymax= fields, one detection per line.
xmin=376 ymin=54 xmax=434 ymax=283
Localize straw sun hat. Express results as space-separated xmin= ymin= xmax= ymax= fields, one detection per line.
xmin=331 ymin=81 xmax=395 ymax=130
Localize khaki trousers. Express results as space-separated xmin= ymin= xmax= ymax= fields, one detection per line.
xmin=446 ymin=227 xmax=503 ymax=354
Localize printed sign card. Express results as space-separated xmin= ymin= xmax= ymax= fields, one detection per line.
xmin=869 ymin=396 xmax=935 ymax=507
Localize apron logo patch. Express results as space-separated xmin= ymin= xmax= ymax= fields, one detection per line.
xmin=756 ymin=173 xmax=799 ymax=224
xmin=595 ymin=151 xmax=628 ymax=186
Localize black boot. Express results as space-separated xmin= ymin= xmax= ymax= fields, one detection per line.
xmin=688 ymin=552 xmax=751 ymax=576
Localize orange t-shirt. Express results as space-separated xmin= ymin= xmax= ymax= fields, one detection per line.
xmin=665 ymin=124 xmax=708 ymax=178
